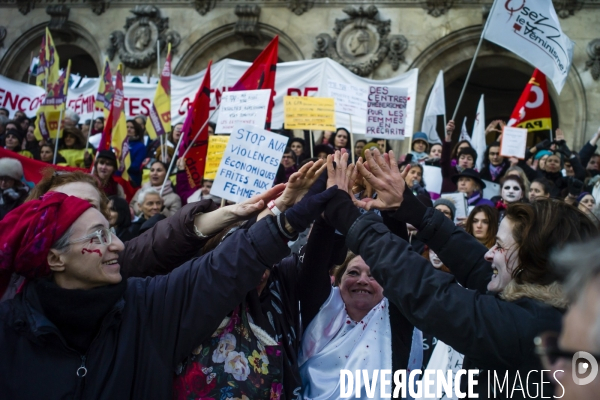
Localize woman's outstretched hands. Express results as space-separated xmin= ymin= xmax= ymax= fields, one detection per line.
xmin=354 ymin=148 xmax=409 ymax=211
xmin=279 ymin=159 xmax=327 ymax=207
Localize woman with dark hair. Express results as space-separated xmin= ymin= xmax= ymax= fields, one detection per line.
xmin=3 ymin=129 xmax=33 ymax=158
xmin=108 ymin=195 xmax=133 ymax=241
xmin=465 ymin=205 xmax=499 ymax=248
xmin=274 ymin=147 xmax=298 ymax=184
xmin=289 ymin=137 xmax=307 ymax=165
xmin=328 ymin=127 xmax=352 ymax=151
xmin=24 ymin=125 xmax=40 ymax=159
xmin=404 ymin=162 xmax=429 ymax=198
xmin=92 ymin=116 xmax=105 ymax=135
xmin=323 ymin=148 xmax=599 ymax=397
xmin=58 ymin=127 xmax=91 ymax=168
xmin=441 ymin=121 xmax=477 ymax=192
xmin=480 ymin=142 xmax=510 ymax=183
xmin=529 ymin=177 xmax=554 ymax=201
xmin=39 ymin=143 xmax=67 ymax=165
xmin=126 ymin=119 xmax=147 ymax=187
xmin=92 ymin=150 xmax=126 ymax=198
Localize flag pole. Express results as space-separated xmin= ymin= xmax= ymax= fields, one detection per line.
xmin=86 ymin=108 xmax=95 ymax=152
xmin=349 ymin=115 xmax=355 ymax=164
xmin=451 ymin=34 xmax=484 ymax=122
xmin=53 ymin=108 xmax=64 ymax=164
xmin=28 ymin=51 xmax=33 ymax=85
xmin=310 ymin=130 xmax=314 ymax=158
xmin=160 ymin=104 xmax=221 ymax=196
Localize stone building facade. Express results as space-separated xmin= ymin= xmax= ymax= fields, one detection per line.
xmin=0 ymin=0 xmax=599 ymax=150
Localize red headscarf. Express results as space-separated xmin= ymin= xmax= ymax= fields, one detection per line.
xmin=0 ymin=192 xmax=93 ymax=297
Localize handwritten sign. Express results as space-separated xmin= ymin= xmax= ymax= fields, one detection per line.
xmin=440 ymin=192 xmax=468 ymax=223
xmin=500 ymin=126 xmax=528 ymax=159
xmin=365 ymin=85 xmax=408 ymax=140
xmin=215 ymin=90 xmax=271 ymax=134
xmin=283 ymin=96 xmax=335 ymax=131
xmin=204 ymin=135 xmax=230 ymax=180
xmin=327 ymin=80 xmax=368 ymax=115
xmin=211 ymin=124 xmax=287 ymax=203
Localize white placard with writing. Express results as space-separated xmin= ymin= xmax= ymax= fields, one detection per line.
xmin=365 ymin=85 xmax=408 ymax=140
xmin=215 ymin=89 xmax=271 ymax=134
xmin=500 ymin=126 xmax=528 ymax=159
xmin=440 ymin=192 xmax=468 ymax=223
xmin=423 ymin=165 xmax=443 ymax=195
xmin=327 ymin=80 xmax=368 ymax=115
xmin=211 ymin=124 xmax=287 ymax=203
xmin=482 ymin=179 xmax=501 ymax=200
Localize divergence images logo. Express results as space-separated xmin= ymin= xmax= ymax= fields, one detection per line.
xmin=573 ymin=351 xmax=599 ymax=386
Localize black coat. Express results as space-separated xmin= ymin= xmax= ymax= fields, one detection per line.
xmin=0 ymin=216 xmax=290 ymax=399
xmin=344 ymin=208 xmax=563 ymax=399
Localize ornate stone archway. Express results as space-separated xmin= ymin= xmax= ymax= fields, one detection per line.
xmin=174 ymin=23 xmax=304 ymax=76
xmin=0 ymin=22 xmax=101 ymax=82
xmin=410 ymin=26 xmax=588 ymax=150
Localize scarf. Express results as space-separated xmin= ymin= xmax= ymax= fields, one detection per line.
xmin=489 ymin=163 xmax=504 ymax=181
xmin=410 ymin=151 xmax=429 ymax=162
xmin=144 ymin=180 xmax=173 ymax=195
xmin=467 ymin=191 xmax=482 ymax=206
xmin=34 ymin=277 xmax=127 ymax=353
xmin=299 ymin=288 xmax=422 ymax=400
xmin=101 ymin=177 xmax=119 ymax=197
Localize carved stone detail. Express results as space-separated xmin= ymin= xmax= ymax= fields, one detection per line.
xmin=107 ymin=6 xmax=180 ymax=69
xmin=312 ymin=5 xmax=408 ymax=77
xmin=586 ymin=39 xmax=600 ymax=81
xmin=288 ymin=0 xmax=313 ymax=16
xmin=553 ymin=0 xmax=583 ymax=18
xmin=88 ymin=0 xmax=110 ymax=16
xmin=234 ymin=4 xmax=261 ymax=46
xmin=0 ymin=26 xmax=6 ymax=48
xmin=17 ymin=0 xmax=35 ymax=15
xmin=47 ymin=5 xmax=74 ymax=39
xmin=422 ymin=0 xmax=454 ymax=18
xmin=193 ymin=0 xmax=215 ymax=16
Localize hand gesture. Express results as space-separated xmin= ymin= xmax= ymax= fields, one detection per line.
xmin=555 ymin=128 xmax=565 ymax=143
xmin=278 ymin=159 xmax=326 ymax=207
xmin=229 ymin=183 xmax=286 ymax=218
xmin=176 ymin=157 xmax=185 ymax=170
xmin=445 ymin=120 xmax=455 ymax=142
xmin=354 ymin=149 xmax=408 ymax=211
xmin=326 ymin=150 xmax=355 ymax=197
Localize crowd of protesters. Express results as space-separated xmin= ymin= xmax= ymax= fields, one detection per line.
xmin=1 ymin=104 xmax=600 ymax=400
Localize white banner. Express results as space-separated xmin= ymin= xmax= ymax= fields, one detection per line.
xmin=483 ymin=0 xmax=573 ymax=93
xmin=211 ymin=124 xmax=287 ymax=203
xmin=327 ymin=80 xmax=368 ymax=116
xmin=2 ymin=58 xmax=419 ymax=135
xmin=0 ymin=75 xmax=46 ymax=118
xmin=421 ymin=70 xmax=445 ymax=144
xmin=215 ymin=89 xmax=271 ymax=134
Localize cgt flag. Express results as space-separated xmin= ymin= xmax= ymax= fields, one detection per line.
xmin=35 ymin=28 xmax=60 ymax=89
xmin=483 ymin=0 xmax=573 ymax=93
xmin=507 ymin=69 xmax=552 ymax=133
xmin=146 ymin=43 xmax=172 ymax=140
xmin=33 ymin=59 xmax=71 ymax=141
xmin=95 ymin=58 xmax=114 ymax=119
xmin=231 ymin=36 xmax=278 ymax=130
xmin=180 ymin=61 xmax=211 ymax=189
xmin=110 ymin=65 xmax=131 ymax=181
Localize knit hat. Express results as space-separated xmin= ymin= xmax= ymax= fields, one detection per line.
xmin=535 ymin=150 xmax=553 ymax=160
xmin=412 ymin=132 xmax=429 ymax=149
xmin=577 ymin=192 xmax=591 ymax=203
xmin=0 ymin=157 xmax=24 ymax=181
xmin=433 ymin=198 xmax=456 ymax=220
xmin=5 ymin=128 xmax=24 ymax=143
xmin=0 ymin=192 xmax=93 ymax=297
xmin=96 ymin=150 xmax=117 ymax=164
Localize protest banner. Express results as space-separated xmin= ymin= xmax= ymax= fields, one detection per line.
xmin=215 ymin=89 xmax=271 ymax=133
xmin=366 ymin=85 xmax=408 ymax=140
xmin=423 ymin=165 xmax=443 ymax=196
xmin=283 ymin=96 xmax=335 ymax=131
xmin=211 ymin=124 xmax=287 ymax=203
xmin=500 ymin=126 xmax=528 ymax=159
xmin=0 ymin=74 xmax=46 ymax=117
xmin=327 ymin=80 xmax=367 ymax=115
xmin=204 ymin=135 xmax=230 ymax=180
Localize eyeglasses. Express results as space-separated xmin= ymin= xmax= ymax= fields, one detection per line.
xmin=67 ymin=227 xmax=113 ymax=246
xmin=535 ymin=331 xmax=600 ymax=369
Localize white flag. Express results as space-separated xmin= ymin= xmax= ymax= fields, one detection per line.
xmin=459 ymin=117 xmax=471 ymax=144
xmin=421 ymin=70 xmax=445 ymax=144
xmin=471 ymin=95 xmax=486 ymax=171
xmin=483 ymin=0 xmax=573 ymax=93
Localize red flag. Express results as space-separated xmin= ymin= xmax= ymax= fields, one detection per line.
xmin=180 ymin=61 xmax=211 ymax=189
xmin=0 ymin=147 xmax=86 ymax=183
xmin=507 ymin=69 xmax=552 ymax=133
xmin=231 ymin=36 xmax=278 ymax=129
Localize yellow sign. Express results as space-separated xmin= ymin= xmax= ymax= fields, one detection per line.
xmin=283 ymin=96 xmax=336 ymax=131
xmin=204 ymin=135 xmax=230 ymax=180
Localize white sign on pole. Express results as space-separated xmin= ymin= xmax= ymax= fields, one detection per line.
xmin=211 ymin=124 xmax=287 ymax=203
xmin=327 ymin=80 xmax=368 ymax=115
xmin=500 ymin=126 xmax=528 ymax=159
xmin=215 ymin=89 xmax=271 ymax=134
xmin=365 ymin=85 xmax=408 ymax=140
xmin=423 ymin=166 xmax=443 ymax=196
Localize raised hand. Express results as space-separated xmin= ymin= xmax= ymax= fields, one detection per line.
xmin=278 ymin=159 xmax=326 ymax=207
xmin=445 ymin=120 xmax=455 ymax=142
xmin=354 ymin=149 xmax=408 ymax=211
xmin=231 ymin=183 xmax=286 ymax=218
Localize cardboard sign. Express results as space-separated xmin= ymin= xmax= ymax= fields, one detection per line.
xmin=440 ymin=192 xmax=468 ymax=223
xmin=283 ymin=96 xmax=335 ymax=131
xmin=500 ymin=126 xmax=528 ymax=159
xmin=215 ymin=89 xmax=271 ymax=134
xmin=423 ymin=165 xmax=443 ymax=195
xmin=327 ymin=80 xmax=368 ymax=115
xmin=204 ymin=135 xmax=230 ymax=180
xmin=211 ymin=124 xmax=287 ymax=203
xmin=365 ymin=85 xmax=408 ymax=140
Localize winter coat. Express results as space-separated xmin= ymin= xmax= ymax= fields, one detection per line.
xmin=126 ymin=213 xmax=166 ymax=240
xmin=131 ymin=181 xmax=182 ymax=218
xmin=578 ymin=141 xmax=598 ymax=176
xmin=441 ymin=141 xmax=459 ymax=193
xmin=0 ymin=215 xmax=291 ymax=400
xmin=343 ymin=206 xmax=565 ymax=399
xmin=127 ymin=140 xmax=147 ymax=187
xmin=479 ymin=159 xmax=510 ymax=183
